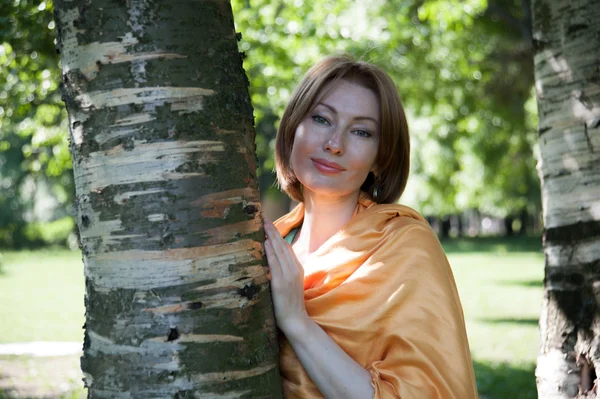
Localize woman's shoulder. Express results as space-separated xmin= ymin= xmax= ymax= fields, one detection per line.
xmin=358 ymin=205 xmax=454 ymax=288
xmin=358 ymin=191 xmax=429 ymax=226
xmin=359 ymin=201 xmax=434 ymax=234
xmin=340 ymin=200 xmax=444 ymax=262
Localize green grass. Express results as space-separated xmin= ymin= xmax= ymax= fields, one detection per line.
xmin=0 ymin=249 xmax=85 ymax=343
xmin=0 ymin=354 xmax=85 ymax=399
xmin=0 ymin=237 xmax=543 ymax=398
xmin=443 ymin=236 xmax=543 ymax=399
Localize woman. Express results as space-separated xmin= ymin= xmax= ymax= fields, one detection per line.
xmin=263 ymin=55 xmax=478 ymax=399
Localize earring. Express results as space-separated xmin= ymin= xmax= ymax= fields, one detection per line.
xmin=373 ymin=185 xmax=380 ymax=200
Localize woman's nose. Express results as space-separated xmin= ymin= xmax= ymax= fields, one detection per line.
xmin=323 ymin=129 xmax=344 ymax=155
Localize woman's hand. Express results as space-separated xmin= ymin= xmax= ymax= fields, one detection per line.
xmin=263 ymin=219 xmax=309 ymax=337
xmin=263 ymin=219 xmax=375 ymax=399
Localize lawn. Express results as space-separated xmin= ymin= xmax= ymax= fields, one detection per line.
xmin=443 ymin=236 xmax=543 ymax=399
xmin=0 ymin=236 xmax=544 ymax=398
xmin=0 ymin=250 xmax=85 ymax=343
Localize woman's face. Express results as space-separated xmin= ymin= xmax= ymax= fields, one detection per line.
xmin=290 ymin=79 xmax=380 ymax=200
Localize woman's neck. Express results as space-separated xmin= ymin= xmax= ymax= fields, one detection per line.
xmin=296 ymin=189 xmax=360 ymax=253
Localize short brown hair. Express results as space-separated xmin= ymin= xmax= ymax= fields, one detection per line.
xmin=274 ymin=55 xmax=410 ymax=204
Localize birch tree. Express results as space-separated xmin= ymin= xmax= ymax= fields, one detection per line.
xmin=532 ymin=0 xmax=600 ymax=397
xmin=53 ymin=1 xmax=281 ymax=397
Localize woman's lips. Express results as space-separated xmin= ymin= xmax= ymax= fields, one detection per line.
xmin=311 ymin=158 xmax=345 ymax=174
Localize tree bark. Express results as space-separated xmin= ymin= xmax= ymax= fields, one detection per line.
xmin=54 ymin=1 xmax=282 ymax=397
xmin=519 ymin=208 xmax=528 ymax=236
xmin=440 ymin=216 xmax=451 ymax=239
xmin=504 ymin=215 xmax=515 ymax=237
xmin=532 ymin=0 xmax=600 ymax=397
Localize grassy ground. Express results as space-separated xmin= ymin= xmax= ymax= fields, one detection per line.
xmin=0 ymin=236 xmax=543 ymax=398
xmin=0 ymin=355 xmax=83 ymax=399
xmin=0 ymin=250 xmax=85 ymax=344
xmin=0 ymin=250 xmax=86 ymax=399
xmin=443 ymin=236 xmax=542 ymax=399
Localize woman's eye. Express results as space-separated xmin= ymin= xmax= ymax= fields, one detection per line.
xmin=312 ymin=115 xmax=330 ymax=125
xmin=353 ymin=130 xmax=372 ymax=138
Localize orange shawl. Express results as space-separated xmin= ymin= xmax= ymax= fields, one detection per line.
xmin=274 ymin=193 xmax=478 ymax=399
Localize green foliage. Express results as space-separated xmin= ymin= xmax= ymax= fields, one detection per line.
xmin=233 ymin=0 xmax=540 ymax=218
xmin=1 ymin=0 xmax=540 ymax=247
xmin=232 ymin=0 xmax=380 ymax=193
xmin=22 ymin=215 xmax=74 ymax=245
xmin=0 ymin=0 xmax=73 ymax=248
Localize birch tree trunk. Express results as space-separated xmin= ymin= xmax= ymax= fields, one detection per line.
xmin=54 ymin=1 xmax=281 ymax=397
xmin=532 ymin=0 xmax=600 ymax=397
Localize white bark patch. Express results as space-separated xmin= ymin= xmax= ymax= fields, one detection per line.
xmin=113 ymin=189 xmax=165 ymax=204
xmin=66 ymin=108 xmax=90 ymax=148
xmin=94 ymin=127 xmax=142 ymax=147
xmin=536 ymin=349 xmax=579 ymax=398
xmin=180 ymin=364 xmax=276 ymax=384
xmin=88 ymin=330 xmax=184 ymax=358
xmin=88 ymin=330 xmax=144 ymax=355
xmin=82 ymin=372 xmax=93 ymax=387
xmin=534 ymin=41 xmax=600 ymax=127
xmin=56 ymin=7 xmax=85 ymax=71
xmin=76 ymin=87 xmax=215 ymax=114
xmin=192 ymin=392 xmax=252 ymax=399
xmin=127 ymin=1 xmax=149 ymax=87
xmin=75 ymin=140 xmax=224 ymax=191
xmin=539 ymin=125 xmax=600 ymax=227
xmin=151 ymin=360 xmax=179 ymax=371
xmin=146 ymin=334 xmax=244 ymax=343
xmin=541 ymin=175 xmax=600 ymax=227
xmin=94 ymin=114 xmax=155 ymax=147
xmin=57 ymin=7 xmax=186 ymax=82
xmin=187 ymin=291 xmax=254 ymax=310
xmin=80 ymin=217 xmax=124 ymax=240
xmin=147 ymin=214 xmax=167 ymax=222
xmin=128 ymin=0 xmax=145 ymax=37
xmin=178 ymin=334 xmax=244 ymax=343
xmin=88 ymin=240 xmax=263 ymax=290
xmin=90 ymin=389 xmax=133 ymax=398
xmin=545 ymin=239 xmax=600 ymax=268
xmin=544 ymin=52 xmax=572 ymax=82
xmin=66 ymin=30 xmax=186 ymax=81
xmin=71 ymin=116 xmax=85 ymax=146
xmin=111 ymin=113 xmax=155 ymax=127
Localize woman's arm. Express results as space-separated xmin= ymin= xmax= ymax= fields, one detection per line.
xmin=263 ymin=220 xmax=375 ymax=399
xmin=283 ymin=313 xmax=375 ymax=399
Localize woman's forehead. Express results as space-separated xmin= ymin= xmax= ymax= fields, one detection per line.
xmin=312 ymin=79 xmax=380 ymax=120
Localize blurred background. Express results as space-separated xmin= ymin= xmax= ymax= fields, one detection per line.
xmin=0 ymin=0 xmax=542 ymax=398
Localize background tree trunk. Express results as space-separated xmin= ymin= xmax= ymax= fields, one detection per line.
xmin=532 ymin=0 xmax=600 ymax=397
xmin=54 ymin=0 xmax=282 ymax=397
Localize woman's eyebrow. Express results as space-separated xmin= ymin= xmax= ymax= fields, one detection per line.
xmin=317 ymin=102 xmax=379 ymax=125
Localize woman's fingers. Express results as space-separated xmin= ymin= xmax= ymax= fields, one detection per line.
xmin=264 ymin=222 xmax=302 ymax=281
xmin=264 ymin=222 xmax=289 ymax=262
xmin=264 ymin=239 xmax=281 ymax=282
xmin=265 ymin=222 xmax=291 ymax=259
xmin=263 ymin=220 xmax=280 ymax=243
xmin=262 ymin=220 xmax=308 ymax=332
